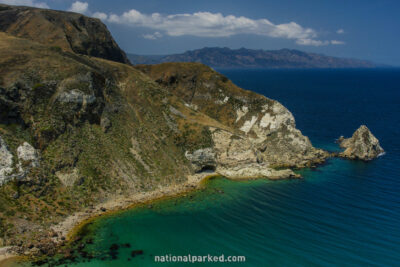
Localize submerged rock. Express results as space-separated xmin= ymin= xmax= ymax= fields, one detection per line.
xmin=338 ymin=125 xmax=384 ymax=161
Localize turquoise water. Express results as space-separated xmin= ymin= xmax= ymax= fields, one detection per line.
xmin=31 ymin=69 xmax=400 ymax=266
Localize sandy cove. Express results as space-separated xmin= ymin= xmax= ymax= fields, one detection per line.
xmin=51 ymin=172 xmax=217 ymax=242
xmin=1 ymin=169 xmax=300 ymax=266
xmin=0 ymin=173 xmax=216 ymax=266
xmin=53 ymin=168 xmax=299 ymax=242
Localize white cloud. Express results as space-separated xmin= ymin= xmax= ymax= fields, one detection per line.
xmin=296 ymin=39 xmax=345 ymax=47
xmin=331 ymin=40 xmax=345 ymax=45
xmin=143 ymin=31 xmax=163 ymax=40
xmin=336 ymin=29 xmax=345 ymax=34
xmin=0 ymin=0 xmax=48 ymax=8
xmin=92 ymin=12 xmax=108 ymax=21
xmin=105 ymin=9 xmax=334 ymax=46
xmin=296 ymin=38 xmax=329 ymax=46
xmin=68 ymin=1 xmax=88 ymax=14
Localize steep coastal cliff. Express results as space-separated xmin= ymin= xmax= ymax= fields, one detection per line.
xmin=136 ymin=63 xmax=328 ymax=178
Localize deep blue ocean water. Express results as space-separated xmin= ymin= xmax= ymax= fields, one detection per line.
xmin=25 ymin=69 xmax=400 ymax=266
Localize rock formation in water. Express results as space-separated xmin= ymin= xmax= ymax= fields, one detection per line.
xmin=337 ymin=125 xmax=384 ymax=160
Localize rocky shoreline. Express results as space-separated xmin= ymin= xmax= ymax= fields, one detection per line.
xmin=1 ymin=123 xmax=384 ymax=265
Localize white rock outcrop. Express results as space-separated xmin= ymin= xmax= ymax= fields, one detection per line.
xmin=17 ymin=142 xmax=40 ymax=172
xmin=240 ymin=116 xmax=258 ymax=134
xmin=0 ymin=136 xmax=14 ymax=186
xmin=239 ymin=101 xmax=296 ymax=141
xmin=235 ymin=106 xmax=248 ymax=122
xmin=217 ymin=164 xmax=300 ymax=180
xmin=56 ymin=168 xmax=80 ymax=187
xmin=0 ymin=138 xmax=40 ymax=186
xmin=57 ymin=89 xmax=96 ymax=105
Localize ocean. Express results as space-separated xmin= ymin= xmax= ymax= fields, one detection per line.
xmin=26 ymin=69 xmax=400 ymax=266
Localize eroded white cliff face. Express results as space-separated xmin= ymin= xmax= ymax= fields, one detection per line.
xmin=182 ymin=94 xmax=328 ymax=180
xmin=210 ymin=128 xmax=254 ymax=167
xmin=0 ymin=136 xmax=14 ymax=186
xmin=185 ymin=148 xmax=216 ymax=173
xmin=240 ymin=116 xmax=258 ymax=134
xmin=184 ymin=97 xmax=328 ymax=179
xmin=237 ymin=101 xmax=296 ymax=141
xmin=0 ymin=137 xmax=40 ymax=186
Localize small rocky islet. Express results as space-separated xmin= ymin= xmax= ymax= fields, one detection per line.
xmin=337 ymin=125 xmax=385 ymax=161
xmin=0 ymin=3 xmax=384 ymax=263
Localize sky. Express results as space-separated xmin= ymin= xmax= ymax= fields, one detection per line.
xmin=1 ymin=0 xmax=399 ymax=65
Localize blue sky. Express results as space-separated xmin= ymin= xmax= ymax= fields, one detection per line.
xmin=1 ymin=0 xmax=399 ymax=65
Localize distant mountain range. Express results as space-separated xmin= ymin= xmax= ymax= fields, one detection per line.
xmin=128 ymin=47 xmax=379 ymax=68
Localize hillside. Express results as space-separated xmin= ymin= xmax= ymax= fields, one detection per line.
xmin=0 ymin=4 xmax=130 ymax=64
xmin=129 ymin=47 xmax=377 ymax=68
xmin=0 ymin=4 xmax=328 ymax=261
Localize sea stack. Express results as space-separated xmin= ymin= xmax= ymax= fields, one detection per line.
xmin=337 ymin=125 xmax=384 ymax=161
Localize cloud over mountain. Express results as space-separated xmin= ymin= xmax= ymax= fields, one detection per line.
xmin=98 ymin=8 xmax=343 ymax=46
xmin=0 ymin=0 xmax=345 ymax=47
xmin=68 ymin=1 xmax=88 ymax=14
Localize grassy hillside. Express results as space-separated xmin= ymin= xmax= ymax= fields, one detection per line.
xmin=0 ymin=32 xmax=228 ymax=247
xmin=0 ymin=4 xmax=130 ymax=64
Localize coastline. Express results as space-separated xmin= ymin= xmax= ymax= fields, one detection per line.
xmin=0 ymin=173 xmax=217 ymax=266
xmin=57 ymin=168 xmax=302 ymax=243
xmin=53 ymin=172 xmax=219 ymax=243
xmin=3 ymin=169 xmax=302 ymax=266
